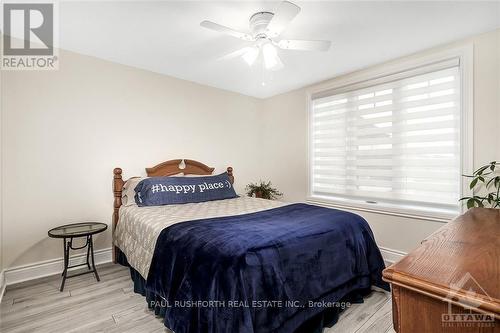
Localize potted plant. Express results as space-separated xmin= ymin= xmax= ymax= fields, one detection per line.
xmin=245 ymin=181 xmax=283 ymax=200
xmin=460 ymin=161 xmax=500 ymax=208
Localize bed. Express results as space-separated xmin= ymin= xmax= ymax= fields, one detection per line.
xmin=112 ymin=159 xmax=389 ymax=333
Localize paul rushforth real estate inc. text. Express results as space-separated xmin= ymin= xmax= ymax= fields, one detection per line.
xmin=150 ymin=299 xmax=352 ymax=309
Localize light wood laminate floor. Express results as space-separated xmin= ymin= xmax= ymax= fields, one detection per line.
xmin=0 ymin=264 xmax=395 ymax=333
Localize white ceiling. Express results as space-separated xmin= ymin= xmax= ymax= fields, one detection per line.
xmin=58 ymin=1 xmax=500 ymax=98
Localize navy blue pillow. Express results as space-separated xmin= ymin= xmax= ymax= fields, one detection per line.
xmin=134 ymin=172 xmax=238 ymax=207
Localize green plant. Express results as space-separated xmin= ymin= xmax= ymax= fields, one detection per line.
xmin=460 ymin=161 xmax=500 ymax=208
xmin=245 ymin=180 xmax=283 ymax=200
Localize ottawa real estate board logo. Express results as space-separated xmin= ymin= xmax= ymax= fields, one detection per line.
xmin=1 ymin=2 xmax=58 ymax=70
xmin=441 ymin=272 xmax=496 ymax=328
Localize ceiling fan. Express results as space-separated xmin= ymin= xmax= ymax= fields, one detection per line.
xmin=200 ymin=1 xmax=331 ymax=71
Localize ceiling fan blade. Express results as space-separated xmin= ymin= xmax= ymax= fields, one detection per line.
xmin=200 ymin=20 xmax=253 ymax=41
xmin=266 ymin=1 xmax=301 ymax=38
xmin=277 ymin=39 xmax=331 ymax=51
xmin=219 ymin=47 xmax=260 ymax=67
xmin=219 ymin=47 xmax=253 ymax=61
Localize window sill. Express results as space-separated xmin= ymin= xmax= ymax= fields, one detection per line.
xmin=306 ymin=196 xmax=459 ymax=223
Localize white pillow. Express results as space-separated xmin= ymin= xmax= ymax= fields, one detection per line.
xmin=122 ymin=177 xmax=145 ymax=207
xmin=122 ymin=173 xmax=183 ymax=206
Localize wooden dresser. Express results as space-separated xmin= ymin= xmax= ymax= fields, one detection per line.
xmin=383 ymin=208 xmax=499 ymax=333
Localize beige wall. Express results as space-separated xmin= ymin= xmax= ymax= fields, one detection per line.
xmin=1 ymin=49 xmax=265 ymax=268
xmin=261 ymin=29 xmax=500 ymax=255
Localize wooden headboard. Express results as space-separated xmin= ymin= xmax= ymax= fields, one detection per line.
xmin=112 ymin=159 xmax=234 ymax=263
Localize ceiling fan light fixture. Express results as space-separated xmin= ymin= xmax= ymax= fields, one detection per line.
xmin=242 ymin=46 xmax=259 ymax=66
xmin=201 ymin=1 xmax=329 ymax=72
xmin=262 ymin=43 xmax=282 ymax=70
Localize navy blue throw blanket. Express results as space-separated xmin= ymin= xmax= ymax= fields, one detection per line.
xmin=146 ymin=204 xmax=389 ymax=333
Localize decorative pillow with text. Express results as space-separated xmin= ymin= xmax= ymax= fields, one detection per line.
xmin=134 ymin=172 xmax=237 ymax=206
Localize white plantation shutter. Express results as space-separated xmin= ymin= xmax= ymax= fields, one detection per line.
xmin=310 ymin=59 xmax=461 ymax=212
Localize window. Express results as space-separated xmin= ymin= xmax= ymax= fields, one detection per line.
xmin=309 ymin=58 xmax=467 ymax=217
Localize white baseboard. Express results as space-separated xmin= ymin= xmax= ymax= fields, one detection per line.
xmin=4 ymin=247 xmax=112 ymax=287
xmin=1 ymin=245 xmax=403 ymax=288
xmin=379 ymin=246 xmax=407 ymax=265
xmin=0 ymin=269 xmax=6 ymax=303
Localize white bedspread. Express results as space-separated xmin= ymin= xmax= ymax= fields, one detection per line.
xmin=114 ymin=197 xmax=287 ymax=279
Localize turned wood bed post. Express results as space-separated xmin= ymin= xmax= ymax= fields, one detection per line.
xmin=112 ymin=168 xmax=124 ymax=264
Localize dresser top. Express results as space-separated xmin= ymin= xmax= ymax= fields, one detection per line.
xmin=383 ymin=208 xmax=500 ymax=315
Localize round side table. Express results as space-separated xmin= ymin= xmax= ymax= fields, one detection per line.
xmin=48 ymin=222 xmax=107 ymax=291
